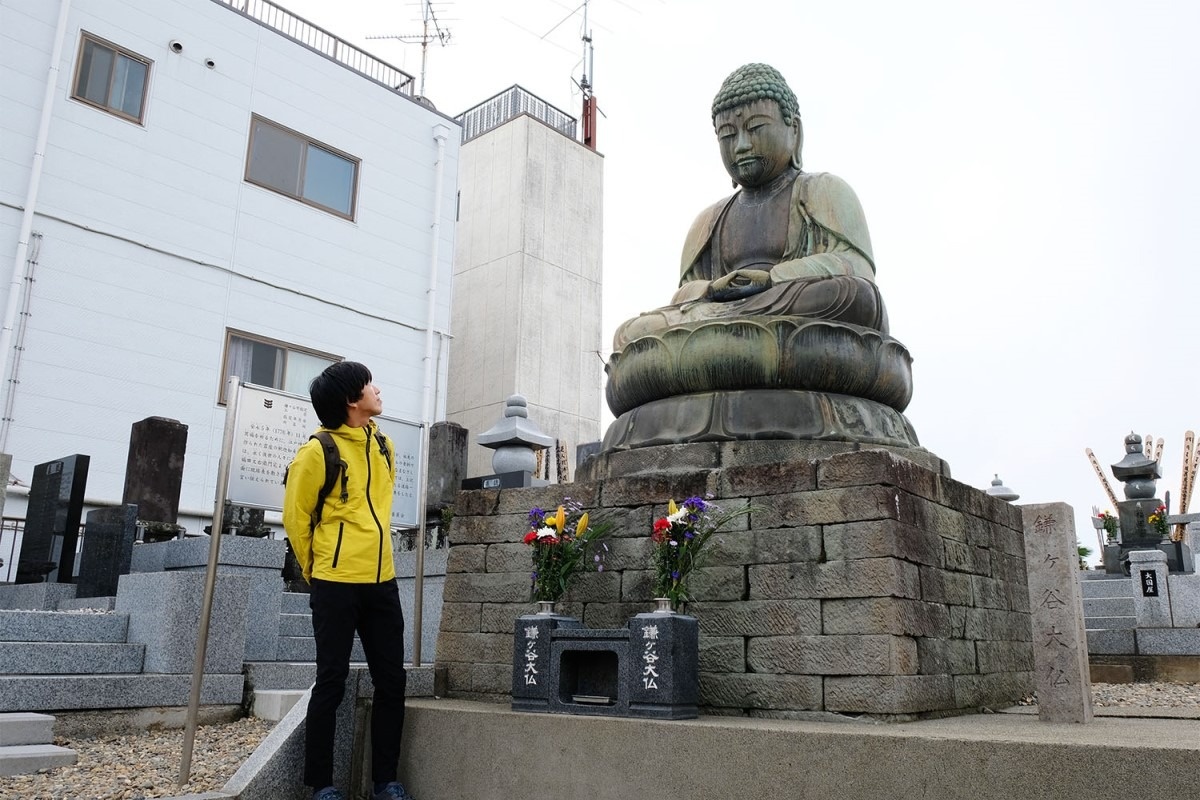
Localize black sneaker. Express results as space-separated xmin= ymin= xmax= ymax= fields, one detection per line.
xmin=313 ymin=788 xmax=345 ymax=800
xmin=373 ymin=782 xmax=414 ymax=800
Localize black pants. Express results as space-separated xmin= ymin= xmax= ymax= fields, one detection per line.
xmin=305 ymin=578 xmax=408 ymax=789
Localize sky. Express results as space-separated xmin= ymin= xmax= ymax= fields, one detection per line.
xmin=280 ymin=0 xmax=1200 ymax=561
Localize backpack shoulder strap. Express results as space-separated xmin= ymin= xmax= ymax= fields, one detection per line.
xmin=373 ymin=428 xmax=393 ymax=471
xmin=309 ymin=431 xmax=348 ymax=532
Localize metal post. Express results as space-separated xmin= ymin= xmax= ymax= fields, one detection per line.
xmin=411 ymin=423 xmax=428 ymax=667
xmin=178 ymin=376 xmax=240 ymax=786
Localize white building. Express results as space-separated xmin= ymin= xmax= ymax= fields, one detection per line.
xmin=447 ymin=87 xmax=604 ymax=479
xmin=0 ymin=0 xmax=460 ymax=572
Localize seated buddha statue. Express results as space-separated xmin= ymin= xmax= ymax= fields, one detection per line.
xmin=601 ymin=63 xmax=918 ymax=452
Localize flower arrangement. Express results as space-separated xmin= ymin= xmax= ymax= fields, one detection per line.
xmin=523 ymin=500 xmax=612 ymax=602
xmin=1148 ymin=504 xmax=1170 ymax=538
xmin=1096 ymin=510 xmax=1118 ymax=541
xmin=650 ymin=496 xmax=748 ymax=610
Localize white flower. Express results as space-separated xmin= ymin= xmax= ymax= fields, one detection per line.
xmin=535 ymin=527 xmax=558 ymax=540
xmin=668 ymin=508 xmax=689 ymax=524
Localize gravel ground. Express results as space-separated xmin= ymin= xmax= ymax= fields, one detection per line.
xmin=4 ymin=683 xmax=1200 ymax=799
xmin=0 ymin=715 xmax=274 ymax=800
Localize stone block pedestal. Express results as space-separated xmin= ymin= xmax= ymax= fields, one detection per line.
xmin=439 ymin=443 xmax=1034 ymax=720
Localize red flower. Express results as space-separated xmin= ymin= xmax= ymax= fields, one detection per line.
xmin=653 ymin=518 xmax=671 ymax=533
xmin=523 ymin=530 xmax=537 ymax=544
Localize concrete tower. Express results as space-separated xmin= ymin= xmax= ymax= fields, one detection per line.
xmin=447 ymin=87 xmax=604 ymax=479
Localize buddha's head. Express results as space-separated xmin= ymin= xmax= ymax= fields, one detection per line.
xmin=712 ymin=63 xmax=803 ymax=188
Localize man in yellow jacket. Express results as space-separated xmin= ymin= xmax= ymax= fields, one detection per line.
xmin=283 ymin=361 xmax=414 ymax=800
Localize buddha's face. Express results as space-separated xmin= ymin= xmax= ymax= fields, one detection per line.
xmin=715 ymin=99 xmax=798 ymax=188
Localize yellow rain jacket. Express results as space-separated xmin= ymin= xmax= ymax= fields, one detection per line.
xmin=283 ymin=420 xmax=396 ymax=584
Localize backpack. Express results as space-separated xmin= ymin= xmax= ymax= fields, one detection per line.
xmin=284 ymin=429 xmax=393 ymax=533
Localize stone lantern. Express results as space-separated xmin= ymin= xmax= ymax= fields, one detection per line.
xmin=477 ymin=395 xmax=553 ymax=476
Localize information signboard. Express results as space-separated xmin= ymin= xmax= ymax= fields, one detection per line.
xmin=227 ymin=383 xmax=421 ymax=527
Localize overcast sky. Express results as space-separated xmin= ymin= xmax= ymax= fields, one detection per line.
xmin=280 ymin=0 xmax=1200 ymax=560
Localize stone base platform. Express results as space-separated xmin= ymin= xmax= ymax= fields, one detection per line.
xmin=439 ymin=444 xmax=1032 ymax=719
xmin=386 ymin=698 xmax=1200 ymax=800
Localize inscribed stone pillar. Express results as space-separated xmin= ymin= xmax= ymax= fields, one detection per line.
xmin=1020 ymin=502 xmax=1093 ymax=723
xmin=1128 ymin=549 xmax=1172 ymax=627
xmin=76 ymin=504 xmax=139 ymax=598
xmin=426 ymin=421 xmax=467 ymax=515
xmin=16 ymin=455 xmax=89 ymax=584
xmin=121 ymin=416 xmax=187 ymax=524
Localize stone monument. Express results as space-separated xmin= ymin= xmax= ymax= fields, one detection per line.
xmin=1101 ymin=432 xmax=1193 ymax=574
xmin=438 ymin=64 xmax=1034 ymax=719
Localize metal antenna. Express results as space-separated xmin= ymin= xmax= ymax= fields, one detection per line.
xmin=579 ymin=0 xmax=599 ymax=149
xmin=367 ymin=0 xmax=452 ymax=99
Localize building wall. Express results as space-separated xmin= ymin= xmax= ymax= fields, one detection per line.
xmin=0 ymin=0 xmax=459 ymax=520
xmin=447 ymin=114 xmax=603 ymax=478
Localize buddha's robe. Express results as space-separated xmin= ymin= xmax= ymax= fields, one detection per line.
xmin=613 ymin=171 xmax=888 ymax=349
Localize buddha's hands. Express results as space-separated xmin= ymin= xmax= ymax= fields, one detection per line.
xmin=709 ymin=269 xmax=772 ymax=301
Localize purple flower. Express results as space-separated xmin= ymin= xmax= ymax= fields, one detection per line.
xmin=528 ymin=507 xmax=544 ymax=526
xmin=671 ymin=570 xmax=680 ymax=580
xmin=685 ymin=531 xmax=695 ymax=539
xmin=685 ymin=496 xmax=708 ymax=513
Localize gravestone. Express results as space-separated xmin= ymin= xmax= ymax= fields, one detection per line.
xmin=121 ymin=417 xmax=187 ymax=524
xmin=1021 ymin=503 xmax=1093 ymax=723
xmin=76 ymin=504 xmax=138 ymax=598
xmin=1128 ymin=549 xmax=1172 ymax=627
xmin=15 ymin=455 xmax=89 ymax=584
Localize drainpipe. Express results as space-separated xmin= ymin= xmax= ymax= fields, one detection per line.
xmin=0 ymin=0 xmax=73 ymax=452
xmin=411 ymin=122 xmax=450 ymax=666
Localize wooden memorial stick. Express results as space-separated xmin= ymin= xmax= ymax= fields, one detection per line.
xmin=1179 ymin=431 xmax=1195 ymax=515
xmin=1144 ymin=433 xmax=1154 ymax=458
xmin=1183 ymin=433 xmax=1200 ymax=515
xmin=1153 ymin=437 xmax=1165 ymax=466
xmin=1086 ymin=448 xmax=1121 ymax=510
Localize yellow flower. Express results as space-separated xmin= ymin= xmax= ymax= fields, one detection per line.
xmin=576 ymin=512 xmax=589 ymax=537
xmin=668 ymin=499 xmax=678 ymax=516
xmin=553 ymin=505 xmax=566 ymax=532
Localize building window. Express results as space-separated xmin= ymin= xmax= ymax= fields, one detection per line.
xmin=245 ymin=116 xmax=359 ymax=218
xmin=71 ymin=33 xmax=151 ymax=123
xmin=220 ymin=331 xmax=339 ymax=404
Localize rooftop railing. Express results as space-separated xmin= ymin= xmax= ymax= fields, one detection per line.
xmin=455 ymin=85 xmax=578 ymax=143
xmin=212 ymin=0 xmax=416 ymax=96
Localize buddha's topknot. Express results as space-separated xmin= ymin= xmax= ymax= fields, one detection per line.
xmin=711 ymin=63 xmax=800 ymax=125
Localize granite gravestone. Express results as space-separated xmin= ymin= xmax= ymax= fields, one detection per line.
xmin=121 ymin=417 xmax=187 ymax=542
xmin=76 ymin=504 xmax=138 ymax=598
xmin=16 ymin=454 xmax=89 ymax=584
xmin=1021 ymin=503 xmax=1093 ymax=723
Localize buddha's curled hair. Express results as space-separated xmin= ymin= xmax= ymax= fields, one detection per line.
xmin=711 ymin=63 xmax=800 ymax=125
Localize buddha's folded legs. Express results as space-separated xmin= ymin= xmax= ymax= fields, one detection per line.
xmin=613 ymin=275 xmax=888 ymax=350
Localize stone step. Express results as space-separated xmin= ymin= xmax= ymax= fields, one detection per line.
xmin=0 ymin=642 xmax=145 ymax=675
xmin=278 ymin=613 xmax=312 ymax=637
xmin=1086 ymin=628 xmax=1136 ymax=655
xmin=276 ymin=636 xmax=365 ymax=663
xmin=1079 ymin=579 xmax=1134 ymax=599
xmin=0 ymin=673 xmax=243 ymax=712
xmin=1084 ymin=615 xmax=1137 ymax=630
xmin=0 ymin=712 xmax=54 ymax=745
xmin=56 ymin=596 xmax=117 ymax=612
xmin=251 ymin=689 xmax=305 ymax=722
xmin=0 ymin=610 xmax=129 ymax=643
xmin=0 ymin=743 xmax=77 ymax=776
xmin=244 ymin=661 xmax=318 ymax=692
xmin=243 ymin=661 xmax=437 ymax=696
xmin=1137 ymin=628 xmax=1200 ymax=655
xmin=1082 ymin=597 xmax=1135 ymax=617
xmin=280 ymin=592 xmax=311 ymax=614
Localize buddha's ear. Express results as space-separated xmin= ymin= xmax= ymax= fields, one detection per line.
xmin=791 ymin=116 xmax=804 ymax=171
